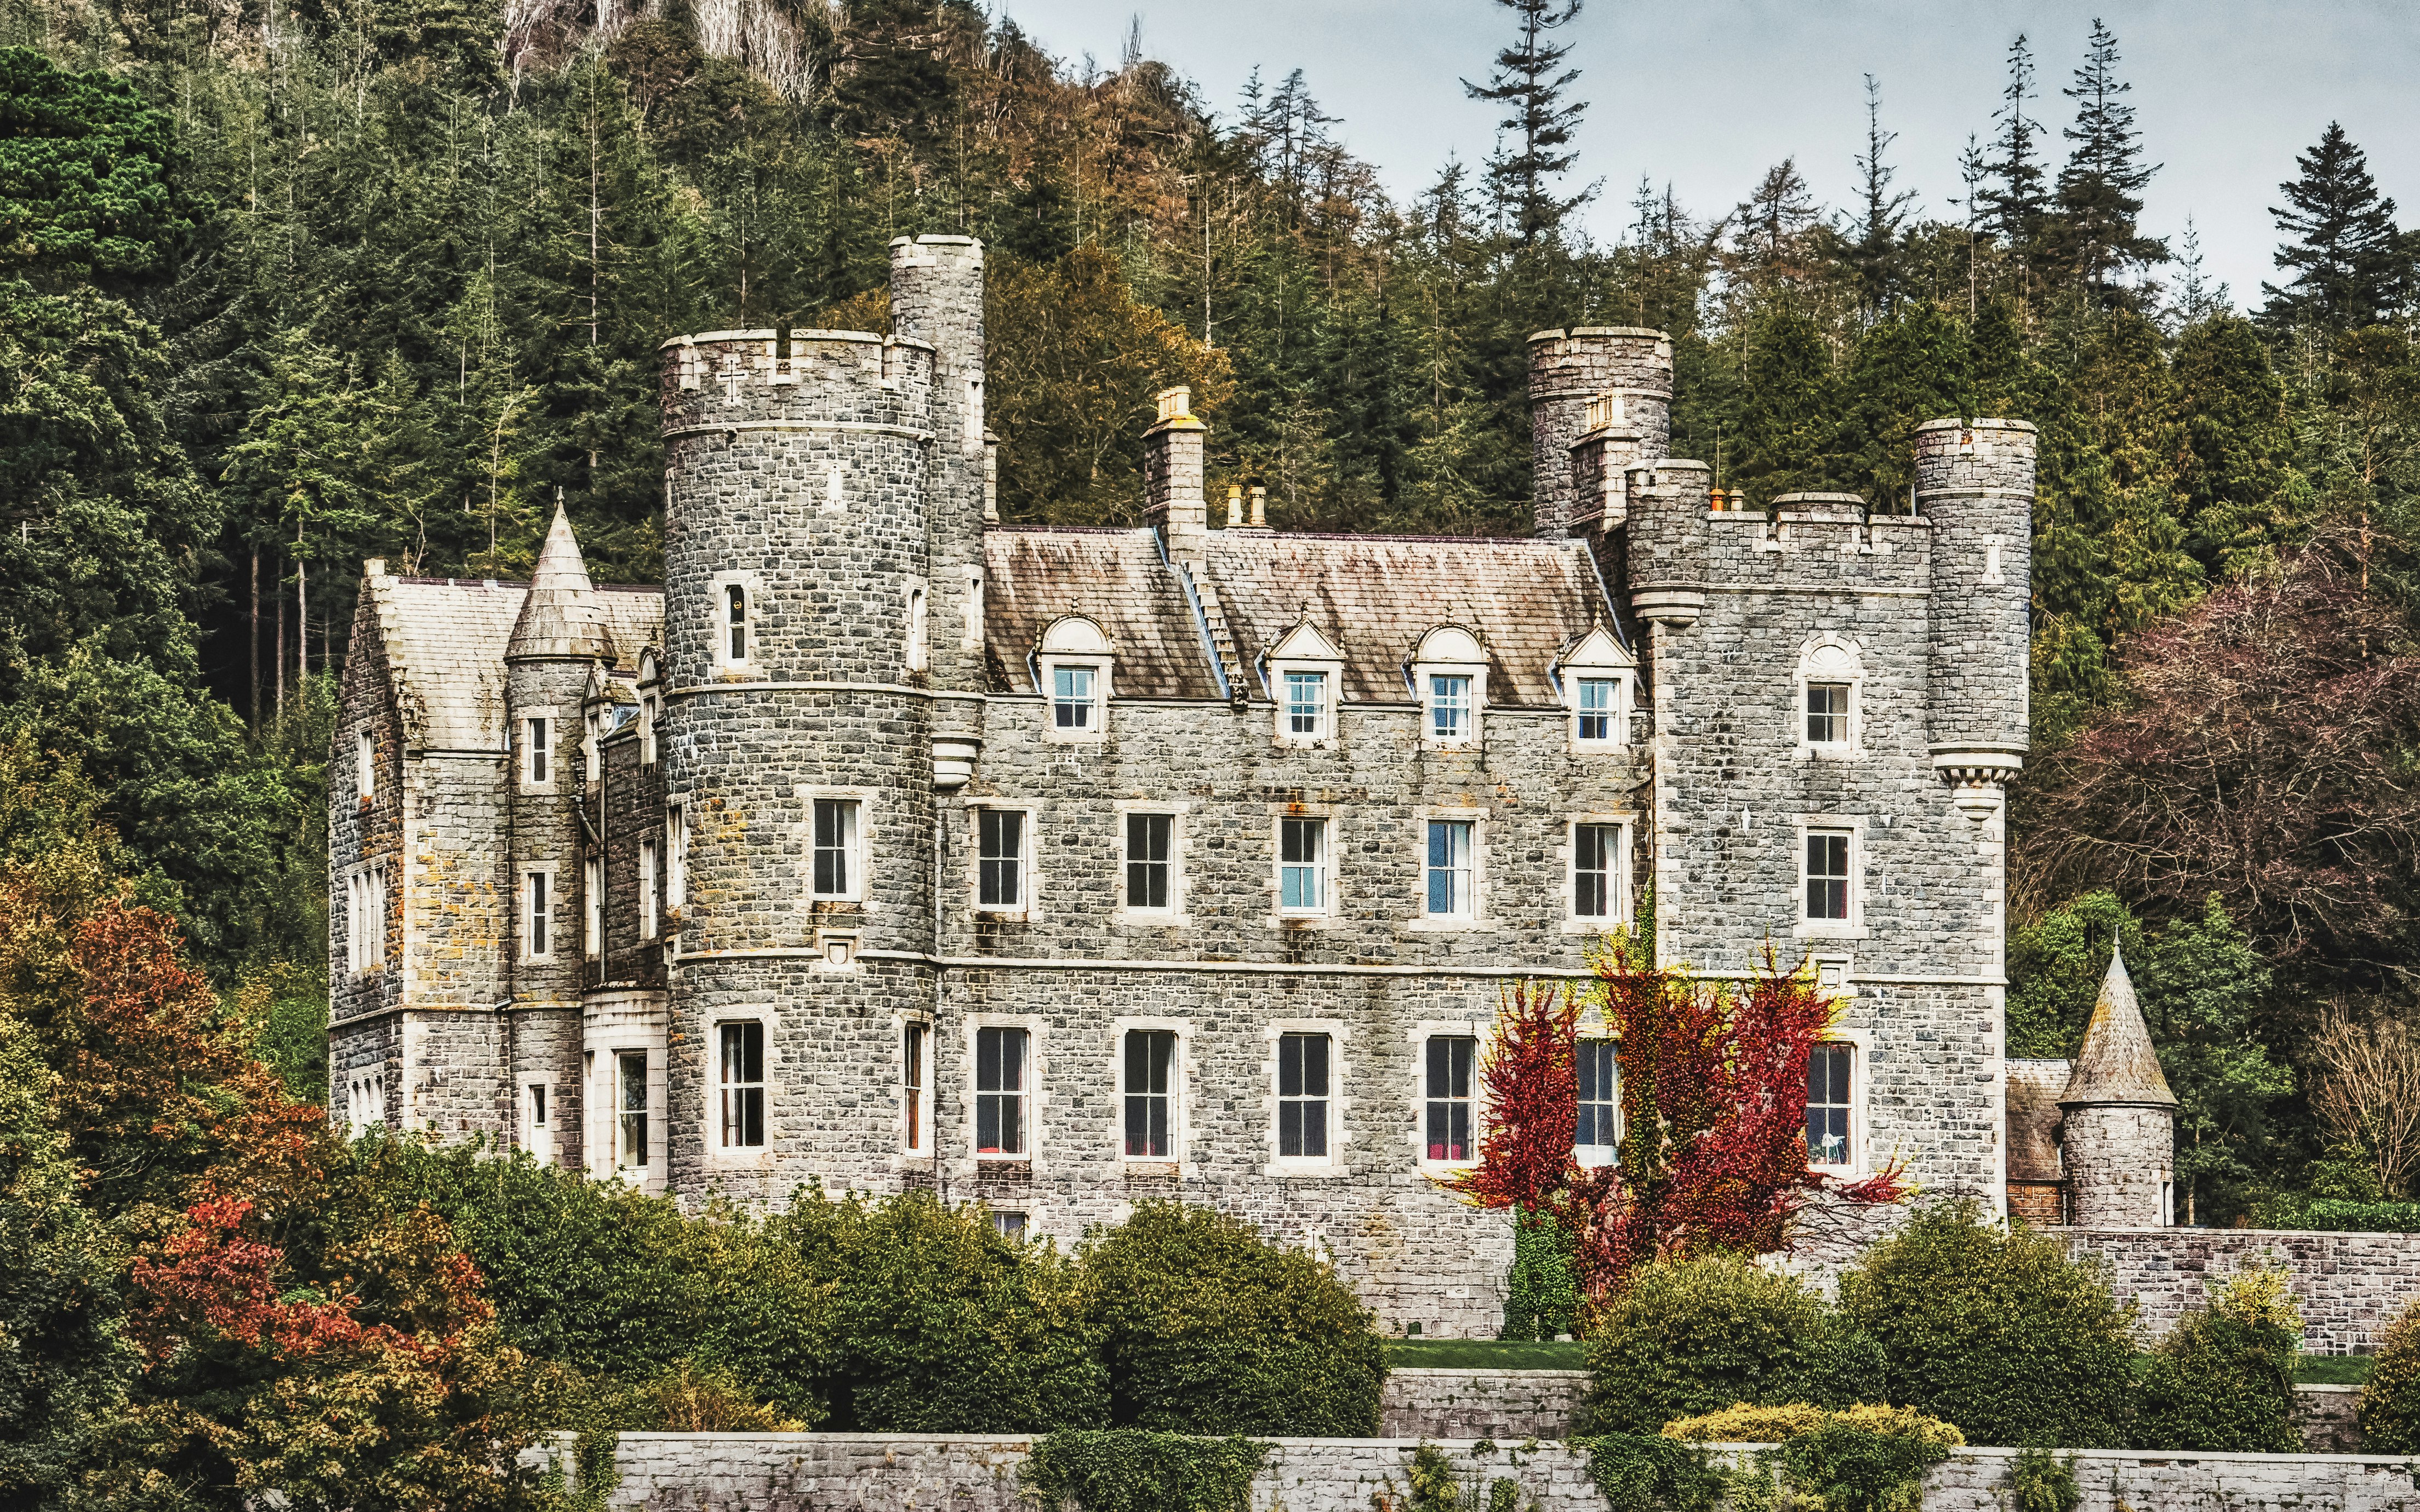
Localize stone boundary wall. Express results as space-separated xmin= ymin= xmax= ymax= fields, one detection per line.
xmin=1382 ymin=1371 xmax=2365 ymax=1454
xmin=2057 ymin=1226 xmax=2420 ymax=1353
xmin=547 ymin=1432 xmax=2420 ymax=1511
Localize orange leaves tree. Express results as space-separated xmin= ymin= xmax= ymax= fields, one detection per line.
xmin=1445 ymin=937 xmax=1907 ymax=1321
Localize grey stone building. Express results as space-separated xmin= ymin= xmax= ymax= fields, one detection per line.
xmin=331 ymin=234 xmax=2105 ymax=1335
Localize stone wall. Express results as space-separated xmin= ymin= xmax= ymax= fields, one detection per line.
xmin=1380 ymin=1368 xmax=1586 ymax=1440
xmin=2058 ymin=1226 xmax=2420 ymax=1353
xmin=2296 ymin=1385 xmax=2362 ymax=1454
xmin=546 ymin=1432 xmax=2420 ymax=1512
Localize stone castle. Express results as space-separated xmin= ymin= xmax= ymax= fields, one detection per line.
xmin=331 ymin=234 xmax=2180 ymax=1334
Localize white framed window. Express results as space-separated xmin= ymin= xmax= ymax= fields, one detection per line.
xmin=640 ymin=837 xmax=660 ymax=939
xmin=584 ymin=856 xmax=602 ymax=958
xmin=717 ymin=1020 xmax=766 ymax=1149
xmin=1123 ymin=1028 xmax=1178 ymax=1158
xmin=615 ymin=1050 xmax=649 ymax=1169
xmin=1800 ymin=823 xmax=1860 ymax=932
xmin=1568 ymin=818 xmax=1631 ymax=927
xmin=1795 ymin=637 xmax=1865 ymax=758
xmin=974 ymin=807 xmax=1029 ymax=914
xmin=1038 ymin=615 xmax=1111 ymax=743
xmin=1576 ymin=1038 xmax=1620 ymax=1166
xmin=519 ymin=710 xmax=557 ymax=791
xmin=524 ymin=867 xmax=555 ymax=961
xmin=994 ymin=1210 xmax=1028 ymax=1240
xmin=975 ymin=1024 xmax=1030 ymax=1158
xmin=665 ymin=806 xmax=688 ymax=910
xmin=356 ymin=727 xmax=375 ymax=801
xmin=640 ymin=694 xmax=660 ymax=766
xmin=1807 ymin=1042 xmax=1854 ymax=1169
xmin=711 ymin=573 xmax=758 ymax=672
xmin=905 ymin=580 xmax=929 ymax=673
xmin=1276 ymin=815 xmax=1329 ymax=918
xmin=347 ymin=1072 xmax=385 ymax=1135
xmin=584 ymin=708 xmax=603 ymax=781
xmin=809 ymin=795 xmax=864 ymax=901
xmin=1119 ymin=809 xmax=1182 ymax=918
xmin=962 ymin=570 xmax=986 ymax=651
xmin=344 ymin=865 xmax=387 ymax=973
xmin=1424 ymin=818 xmax=1477 ymax=920
xmin=1265 ymin=621 xmax=1344 ymax=748
xmin=901 ymin=1021 xmax=932 ymax=1154
xmin=1556 ymin=625 xmax=1635 ymax=753
xmin=1412 ymin=625 xmax=1488 ymax=748
xmin=1276 ymin=1031 xmax=1332 ymax=1162
xmin=526 ymin=1083 xmax=553 ymax=1164
xmin=1423 ymin=1034 xmax=1477 ymax=1164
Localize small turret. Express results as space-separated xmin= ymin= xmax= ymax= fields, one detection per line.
xmin=1916 ymin=417 xmax=2034 ymax=800
xmin=1528 ymin=328 xmax=1672 ymax=537
xmin=507 ymin=503 xmax=614 ymax=663
xmin=2058 ymin=946 xmax=2177 ymax=1227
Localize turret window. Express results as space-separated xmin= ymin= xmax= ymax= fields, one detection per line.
xmin=902 ymin=1022 xmax=931 ymax=1153
xmin=524 ymin=868 xmax=553 ymax=960
xmin=640 ymin=838 xmax=660 ymax=938
xmin=726 ymin=584 xmax=747 ymax=662
xmin=356 ymin=728 xmax=375 ymax=801
xmin=710 ymin=575 xmax=759 ymax=672
xmin=584 ymin=857 xmax=602 ymax=958
xmin=718 ymin=1020 xmax=766 ymax=1149
xmin=617 ymin=1051 xmax=649 ymax=1169
xmin=811 ymin=797 xmax=863 ymax=901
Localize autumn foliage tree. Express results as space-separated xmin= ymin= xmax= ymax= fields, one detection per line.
xmin=1446 ymin=940 xmax=1906 ymax=1317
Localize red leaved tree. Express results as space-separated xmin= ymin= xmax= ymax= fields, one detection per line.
xmin=1444 ymin=939 xmax=1907 ymax=1309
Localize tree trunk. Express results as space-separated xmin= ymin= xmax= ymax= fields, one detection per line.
xmin=249 ymin=549 xmax=261 ymax=729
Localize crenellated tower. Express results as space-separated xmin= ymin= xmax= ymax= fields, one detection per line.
xmin=1528 ymin=327 xmax=1672 ymax=538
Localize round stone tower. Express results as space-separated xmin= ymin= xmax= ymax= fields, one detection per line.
xmin=1915 ymin=417 xmax=2035 ymax=798
xmin=2058 ymin=945 xmax=2178 ymax=1227
xmin=1528 ymin=328 xmax=1672 ymax=537
xmin=657 ymin=297 xmax=945 ymax=1198
xmin=505 ymin=502 xmax=613 ymax=1166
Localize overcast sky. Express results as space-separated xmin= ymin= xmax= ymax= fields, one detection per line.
xmin=996 ymin=0 xmax=2420 ymax=312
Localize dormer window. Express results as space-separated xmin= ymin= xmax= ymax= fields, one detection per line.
xmin=710 ymin=576 xmax=758 ymax=673
xmin=1556 ymin=625 xmax=1636 ymax=753
xmin=1037 ymin=615 xmax=1111 ymax=744
xmin=1795 ymin=638 xmax=1865 ymax=758
xmin=1265 ymin=620 xmax=1344 ymax=748
xmin=1411 ymin=626 xmax=1487 ymax=749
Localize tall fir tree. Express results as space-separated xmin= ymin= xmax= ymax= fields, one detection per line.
xmin=1462 ymin=0 xmax=1591 ymax=246
xmin=2053 ymin=18 xmax=2166 ymax=305
xmin=2261 ymin=122 xmax=2407 ymax=332
xmin=1842 ymin=75 xmax=1916 ymax=319
xmin=1984 ymin=34 xmax=2050 ymax=273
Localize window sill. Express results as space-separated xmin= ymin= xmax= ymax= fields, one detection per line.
xmin=1560 ymin=917 xmax=1626 ymax=935
xmin=1122 ymin=1159 xmax=1183 ymax=1176
xmin=1403 ymin=917 xmax=1499 ymax=933
xmin=1569 ymin=743 xmax=1630 ymax=757
xmin=1114 ymin=911 xmax=1192 ymax=928
xmin=1042 ymin=731 xmax=1108 ymax=746
xmin=1264 ymin=1161 xmax=1351 ymax=1179
xmin=972 ymin=909 xmax=1032 ymax=923
xmin=1268 ymin=913 xmax=1334 ymax=930
xmin=1793 ymin=924 xmax=1870 ymax=941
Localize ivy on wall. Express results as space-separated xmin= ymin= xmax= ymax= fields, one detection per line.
xmin=1020 ymin=1429 xmax=1265 ymax=1512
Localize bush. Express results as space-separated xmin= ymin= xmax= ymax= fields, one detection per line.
xmin=2268 ymin=1199 xmax=2420 ymax=1234
xmin=778 ymin=1188 xmax=1106 ymax=1433
xmin=2131 ymin=1268 xmax=2299 ymax=1451
xmin=1656 ymin=1404 xmax=1957 ymax=1512
xmin=1662 ymin=1402 xmax=1961 ymax=1450
xmin=1503 ymin=1209 xmax=1578 ymax=1341
xmin=1078 ymin=1201 xmax=1385 ymax=1436
xmin=1837 ymin=1202 xmax=2136 ymax=1448
xmin=1021 ymin=1430 xmax=1265 ymax=1512
xmin=2360 ymin=1295 xmax=2420 ymax=1452
xmin=1579 ymin=1253 xmax=1883 ymax=1434
xmin=1580 ymin=1433 xmax=1723 ymax=1512
xmin=337 ymin=1133 xmax=834 ymax=1425
xmin=2007 ymin=1446 xmax=2081 ymax=1512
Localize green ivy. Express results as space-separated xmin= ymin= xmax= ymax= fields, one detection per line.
xmin=1577 ymin=1434 xmax=1725 ymax=1512
xmin=1020 ymin=1430 xmax=1265 ymax=1512
xmin=1502 ymin=1209 xmax=1579 ymax=1342
xmin=2007 ymin=1447 xmax=2082 ymax=1512
xmin=1773 ymin=1422 xmax=1949 ymax=1512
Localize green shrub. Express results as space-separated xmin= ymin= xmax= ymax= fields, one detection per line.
xmin=1775 ymin=1418 xmax=1950 ymax=1512
xmin=1579 ymin=1433 xmax=1723 ymax=1512
xmin=2359 ymin=1296 xmax=2420 ymax=1452
xmin=1020 ymin=1430 xmax=1265 ymax=1512
xmin=1836 ymin=1202 xmax=2136 ymax=1448
xmin=338 ymin=1133 xmax=834 ymax=1425
xmin=1503 ymin=1209 xmax=1578 ymax=1341
xmin=777 ymin=1187 xmax=1106 ymax=1432
xmin=2275 ymin=1199 xmax=2420 ymax=1234
xmin=2007 ymin=1446 xmax=2081 ymax=1512
xmin=2131 ymin=1268 xmax=2299 ymax=1451
xmin=1579 ymin=1252 xmax=1882 ymax=1434
xmin=1078 ymin=1201 xmax=1385 ymax=1436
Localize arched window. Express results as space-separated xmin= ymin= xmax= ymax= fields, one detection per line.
xmin=1796 ymin=636 xmax=1865 ymax=758
xmin=1410 ymin=626 xmax=1487 ymax=748
xmin=1037 ymin=616 xmax=1112 ymax=742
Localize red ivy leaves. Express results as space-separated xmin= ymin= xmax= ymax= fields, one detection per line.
xmin=1445 ymin=941 xmax=1908 ymax=1306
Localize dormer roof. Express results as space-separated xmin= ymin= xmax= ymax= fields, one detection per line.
xmin=1557 ymin=623 xmax=1634 ymax=671
xmin=1268 ymin=619 xmax=1344 ymax=663
xmin=2059 ymin=945 xmax=2178 ymax=1109
xmin=507 ymin=503 xmax=617 ymax=662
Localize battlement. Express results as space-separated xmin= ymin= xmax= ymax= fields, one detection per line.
xmin=1531 ymin=327 xmax=1674 ymax=538
xmin=1701 ymin=490 xmax=1932 ymax=595
xmin=658 ymin=329 xmax=936 ymax=438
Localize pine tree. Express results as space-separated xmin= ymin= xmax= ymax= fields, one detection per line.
xmin=1462 ymin=0 xmax=1591 ymax=246
xmin=1841 ymin=75 xmax=1916 ymax=319
xmin=1984 ymin=35 xmax=2049 ymax=266
xmin=2054 ymin=19 xmax=2166 ymax=303
xmin=2261 ymin=122 xmax=2407 ymax=331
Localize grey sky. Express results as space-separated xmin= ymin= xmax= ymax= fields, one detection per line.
xmin=998 ymin=0 xmax=2420 ymax=312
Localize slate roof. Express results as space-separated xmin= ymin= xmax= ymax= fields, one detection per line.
xmin=2061 ymin=946 xmax=2179 ymax=1108
xmin=1204 ymin=531 xmax=1618 ymax=706
xmin=2004 ymin=1059 xmax=2071 ymax=1182
xmin=369 ymin=571 xmax=660 ymax=751
xmin=981 ymin=527 xmax=1220 ymax=700
xmin=507 ymin=505 xmax=617 ymax=661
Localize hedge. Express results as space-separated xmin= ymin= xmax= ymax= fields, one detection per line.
xmin=2131 ymin=1268 xmax=2298 ymax=1452
xmin=2360 ymin=1296 xmax=2420 ymax=1452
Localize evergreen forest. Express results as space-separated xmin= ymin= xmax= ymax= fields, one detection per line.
xmin=9 ymin=0 xmax=2420 ymax=1234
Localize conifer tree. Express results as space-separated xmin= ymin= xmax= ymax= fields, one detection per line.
xmin=1983 ymin=35 xmax=2050 ymax=269
xmin=1841 ymin=75 xmax=1916 ymax=319
xmin=1462 ymin=0 xmax=1591 ymax=245
xmin=2054 ymin=18 xmax=2166 ymax=303
xmin=2262 ymin=122 xmax=2408 ymax=332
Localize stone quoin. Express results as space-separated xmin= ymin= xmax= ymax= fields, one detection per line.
xmin=329 ymin=234 xmax=2132 ymax=1337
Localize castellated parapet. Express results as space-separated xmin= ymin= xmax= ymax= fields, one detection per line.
xmin=1528 ymin=328 xmax=1671 ymax=537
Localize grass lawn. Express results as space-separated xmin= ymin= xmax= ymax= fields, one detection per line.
xmin=2297 ymin=1354 xmax=2375 ymax=1386
xmin=1386 ymin=1339 xmax=1587 ymax=1371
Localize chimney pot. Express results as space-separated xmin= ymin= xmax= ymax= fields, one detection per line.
xmin=1249 ymin=485 xmax=1267 ymax=528
xmin=1226 ymin=485 xmax=1245 ymax=529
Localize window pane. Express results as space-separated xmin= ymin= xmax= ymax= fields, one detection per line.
xmin=1277 ymin=1032 xmax=1329 ymax=1159
xmin=1806 ymin=1045 xmax=1852 ymax=1164
xmin=1430 ymin=674 xmax=1471 ymax=738
xmin=1806 ymin=832 xmax=1851 ymax=920
xmin=618 ymin=1052 xmax=648 ymax=1167
xmin=1425 ymin=1036 xmax=1475 ymax=1161
xmin=903 ymin=1023 xmax=926 ymax=1150
xmin=1807 ymin=683 xmax=1850 ymax=744
xmin=1124 ymin=1029 xmax=1175 ymax=1158
xmin=727 ymin=584 xmax=747 ymax=661
xmin=1280 ymin=818 xmax=1323 ymax=911
xmin=1054 ymin=665 xmax=1095 ymax=729
xmin=976 ymin=1027 xmax=1028 ymax=1155
xmin=814 ymin=799 xmax=857 ymax=896
xmin=1427 ymin=820 xmax=1472 ymax=917
xmin=1575 ymin=823 xmax=1614 ymax=919
xmin=1578 ymin=678 xmax=1614 ymax=741
xmin=1286 ymin=671 xmax=1325 ymax=735
xmin=979 ymin=811 xmax=1023 ymax=906
xmin=1127 ymin=814 xmax=1171 ymax=910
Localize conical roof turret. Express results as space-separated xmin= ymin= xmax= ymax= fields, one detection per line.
xmin=2058 ymin=944 xmax=2177 ymax=1108
xmin=506 ymin=503 xmax=615 ymax=661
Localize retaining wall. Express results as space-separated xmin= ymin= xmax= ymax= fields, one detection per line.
xmin=2058 ymin=1227 xmax=2420 ymax=1354
xmin=547 ymin=1431 xmax=2420 ymax=1511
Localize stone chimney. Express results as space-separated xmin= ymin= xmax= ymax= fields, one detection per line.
xmin=1145 ymin=385 xmax=1208 ymax=567
xmin=2057 ymin=945 xmax=2178 ymax=1227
